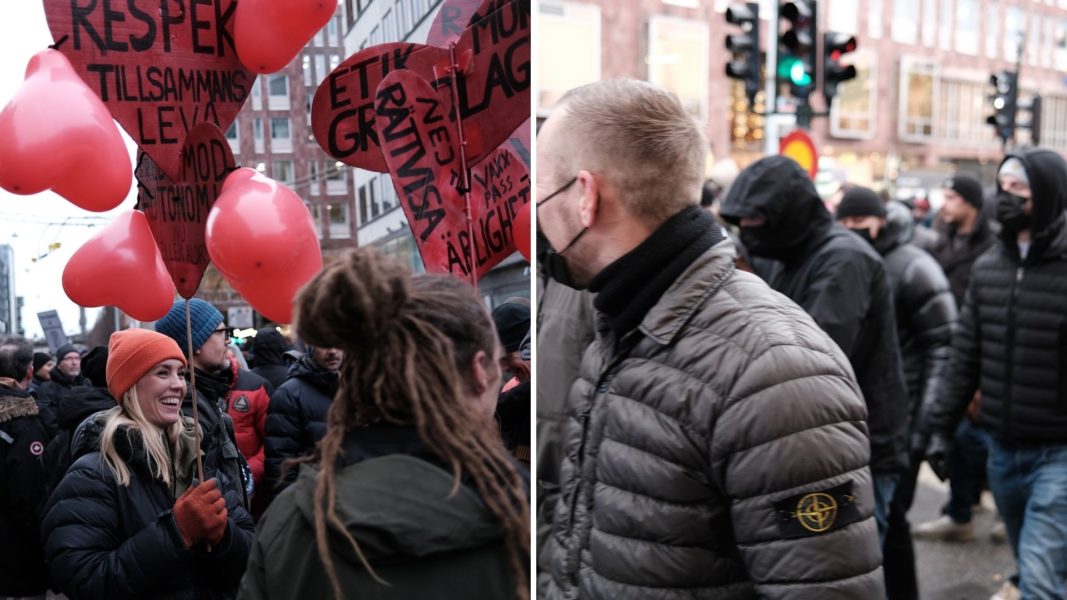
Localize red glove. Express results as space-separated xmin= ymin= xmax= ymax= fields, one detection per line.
xmin=173 ymin=479 xmax=227 ymax=548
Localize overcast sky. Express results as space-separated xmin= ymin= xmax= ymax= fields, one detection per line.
xmin=1 ymin=4 xmax=140 ymax=342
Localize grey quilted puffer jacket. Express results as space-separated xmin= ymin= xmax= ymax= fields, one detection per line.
xmin=543 ymin=242 xmax=884 ymax=599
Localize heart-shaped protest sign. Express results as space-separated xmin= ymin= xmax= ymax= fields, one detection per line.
xmin=43 ymin=0 xmax=254 ymax=181
xmin=313 ymin=0 xmax=529 ymax=173
xmin=136 ymin=122 xmax=236 ymax=299
xmin=376 ymin=70 xmax=529 ymax=280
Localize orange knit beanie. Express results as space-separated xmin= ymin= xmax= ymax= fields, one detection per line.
xmin=106 ymin=329 xmax=188 ymax=403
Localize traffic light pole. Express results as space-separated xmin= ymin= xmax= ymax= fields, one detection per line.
xmin=763 ymin=0 xmax=780 ymax=156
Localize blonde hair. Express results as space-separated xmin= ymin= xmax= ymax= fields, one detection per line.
xmin=554 ymin=79 xmax=707 ymax=225
xmin=100 ymin=388 xmax=191 ymax=487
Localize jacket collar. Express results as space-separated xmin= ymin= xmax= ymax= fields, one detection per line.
xmin=0 ymin=384 xmax=39 ymax=423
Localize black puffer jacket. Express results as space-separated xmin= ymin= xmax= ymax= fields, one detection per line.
xmin=721 ymin=156 xmax=909 ymax=473
xmin=42 ymin=415 xmax=254 ymax=600
xmin=545 ymin=241 xmax=883 ymax=600
xmin=263 ymin=357 xmax=338 ymax=501
xmin=250 ymin=328 xmax=290 ymax=390
xmin=932 ymin=209 xmax=997 ymax=308
xmin=924 ymin=149 xmax=1067 ymax=443
xmin=42 ymin=385 xmax=116 ymax=499
xmin=35 ymin=369 xmax=90 ymax=438
xmin=0 ymin=385 xmax=49 ymax=596
xmin=874 ymin=202 xmax=958 ymax=419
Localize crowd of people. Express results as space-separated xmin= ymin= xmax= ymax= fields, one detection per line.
xmin=535 ymin=78 xmax=1066 ymax=600
xmin=0 ymin=248 xmax=532 ymax=600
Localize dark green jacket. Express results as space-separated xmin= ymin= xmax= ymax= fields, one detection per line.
xmin=239 ymin=454 xmax=521 ymax=600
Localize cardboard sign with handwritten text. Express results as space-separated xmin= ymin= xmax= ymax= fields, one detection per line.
xmin=376 ymin=70 xmax=528 ymax=279
xmin=313 ymin=0 xmax=529 ymax=173
xmin=44 ymin=0 xmax=253 ymax=181
xmin=136 ymin=123 xmax=236 ymax=299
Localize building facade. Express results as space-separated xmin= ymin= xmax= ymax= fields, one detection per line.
xmin=539 ymin=0 xmax=1067 ymax=195
xmin=0 ymin=245 xmax=16 ymax=335
xmin=341 ymin=0 xmax=530 ymax=307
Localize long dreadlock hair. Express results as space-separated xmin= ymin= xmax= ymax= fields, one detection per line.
xmin=292 ymin=247 xmax=530 ymax=600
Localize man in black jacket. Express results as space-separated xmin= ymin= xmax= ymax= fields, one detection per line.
xmin=836 ymin=191 xmax=958 ymax=599
xmin=0 ymin=334 xmax=49 ymax=598
xmin=250 ymin=327 xmax=291 ymax=390
xmin=29 ymin=352 xmax=52 ymax=393
xmin=922 ymin=149 xmax=1067 ymax=599
xmin=262 ymin=346 xmax=342 ymax=505
xmin=721 ymin=156 xmax=910 ymax=546
xmin=34 ymin=344 xmax=89 ymax=438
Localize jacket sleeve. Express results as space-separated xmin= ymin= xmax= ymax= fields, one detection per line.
xmin=920 ymin=279 xmax=982 ymax=437
xmin=246 ymin=385 xmax=271 ymax=486
xmin=795 ymin=253 xmax=875 ymax=359
xmin=237 ymin=529 xmax=270 ymax=600
xmin=41 ymin=463 xmax=189 ymax=600
xmin=2 ymin=418 xmax=48 ymax=538
xmin=713 ymin=343 xmax=884 ymax=599
xmin=902 ymin=260 xmax=958 ymax=419
xmin=263 ymin=384 xmax=305 ymax=500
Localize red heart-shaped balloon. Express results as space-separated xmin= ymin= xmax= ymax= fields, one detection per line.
xmin=376 ymin=70 xmax=529 ymax=281
xmin=0 ymin=49 xmax=131 ymax=212
xmin=311 ymin=0 xmax=529 ymax=173
xmin=205 ymin=168 xmax=322 ymax=323
xmin=62 ymin=210 xmax=176 ymax=321
xmin=234 ymin=0 xmax=336 ymax=74
xmin=136 ymin=122 xmax=236 ymax=299
xmin=43 ymin=0 xmax=254 ymax=181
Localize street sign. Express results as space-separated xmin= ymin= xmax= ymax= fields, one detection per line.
xmin=780 ymin=130 xmax=818 ymax=179
xmin=228 ymin=305 xmax=254 ymax=330
xmin=37 ymin=310 xmax=68 ymax=353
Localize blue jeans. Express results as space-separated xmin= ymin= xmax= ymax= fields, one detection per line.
xmin=944 ymin=419 xmax=989 ymax=523
xmin=872 ymin=471 xmax=899 ymax=548
xmin=986 ymin=437 xmax=1067 ymax=600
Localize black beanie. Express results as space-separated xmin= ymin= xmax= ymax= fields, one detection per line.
xmin=836 ymin=186 xmax=886 ymax=219
xmin=55 ymin=344 xmax=79 ymax=362
xmin=81 ymin=346 xmax=109 ymax=389
xmin=943 ymin=175 xmax=984 ymax=210
xmin=491 ymin=303 xmax=531 ymax=354
xmin=32 ymin=352 xmax=53 ymax=372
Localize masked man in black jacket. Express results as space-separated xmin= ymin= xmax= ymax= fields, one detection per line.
xmin=921 ymin=149 xmax=1067 ymax=599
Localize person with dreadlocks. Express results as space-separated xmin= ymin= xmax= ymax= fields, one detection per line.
xmin=239 ymin=248 xmax=530 ymax=600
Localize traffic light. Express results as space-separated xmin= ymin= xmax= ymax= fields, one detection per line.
xmin=725 ymin=3 xmax=762 ymax=109
xmin=987 ymin=71 xmax=1018 ymax=144
xmin=1019 ymin=95 xmax=1042 ymax=145
xmin=779 ymin=1 xmax=816 ymax=101
xmin=823 ymin=32 xmax=857 ymax=106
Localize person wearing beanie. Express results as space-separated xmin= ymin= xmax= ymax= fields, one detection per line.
xmin=490 ymin=301 xmax=531 ymax=467
xmin=920 ymin=148 xmax=1067 ymax=599
xmin=250 ymin=327 xmax=291 ymax=390
xmin=42 ymin=329 xmax=254 ymax=600
xmin=837 ymin=194 xmax=959 ymax=599
xmin=30 ymin=351 xmax=53 ymax=391
xmin=156 ymin=299 xmax=272 ymax=507
xmin=35 ymin=344 xmax=90 ymax=440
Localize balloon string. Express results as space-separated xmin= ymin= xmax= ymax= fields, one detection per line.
xmin=185 ymin=300 xmax=210 ymax=552
xmin=447 ymin=42 xmax=478 ymax=288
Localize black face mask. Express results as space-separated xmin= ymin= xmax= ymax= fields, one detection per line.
xmin=996 ymin=191 xmax=1032 ymax=235
xmin=739 ymin=225 xmax=791 ymax=260
xmin=848 ymin=227 xmax=875 ymax=245
xmin=537 ymin=177 xmax=589 ymax=290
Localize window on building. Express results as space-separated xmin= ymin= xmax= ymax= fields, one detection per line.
xmin=899 ymin=58 xmax=937 ymax=141
xmin=986 ymin=3 xmax=1000 ymax=58
xmin=330 ymin=55 xmax=341 ymax=71
xmin=538 ymin=1 xmax=600 ymax=113
xmin=955 ymin=0 xmax=978 ymax=54
xmin=1005 ymin=6 xmax=1025 ymax=62
xmin=828 ymin=0 xmax=857 ymax=34
xmin=327 ymin=161 xmax=345 ymax=181
xmin=315 ymin=55 xmax=327 ymax=86
xmin=370 ymin=179 xmax=380 ymax=219
xmin=268 ymin=74 xmax=288 ymax=97
xmin=893 ymin=0 xmax=919 ymax=44
xmin=647 ymin=16 xmax=709 ymax=123
xmin=302 ymin=55 xmax=312 ymax=86
xmin=1029 ymin=13 xmax=1041 ymax=65
xmin=1056 ymin=19 xmax=1067 ymax=70
xmin=253 ymin=118 xmax=263 ymax=140
xmin=273 ymin=160 xmax=294 ymax=184
xmin=271 ymin=117 xmax=290 ymax=139
xmin=358 ymin=184 xmax=369 ymax=225
xmin=225 ymin=123 xmax=238 ymax=141
xmin=1045 ymin=19 xmax=1056 ymax=65
xmin=328 ymin=202 xmax=352 ymax=239
xmin=830 ymin=49 xmax=876 ymax=139
xmin=939 ymin=79 xmax=993 ymax=145
xmin=328 ymin=15 xmax=338 ymax=45
xmin=306 ymin=203 xmax=323 ymax=239
xmin=939 ymin=0 xmax=953 ymax=50
xmin=1040 ymin=95 xmax=1067 ymax=149
xmin=345 ymin=0 xmax=355 ymax=30
xmin=918 ymin=0 xmax=935 ymax=46
xmin=384 ymin=9 xmax=395 ymax=41
xmin=869 ymin=0 xmax=883 ymax=38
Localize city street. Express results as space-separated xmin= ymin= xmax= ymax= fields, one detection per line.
xmin=910 ymin=465 xmax=1016 ymax=600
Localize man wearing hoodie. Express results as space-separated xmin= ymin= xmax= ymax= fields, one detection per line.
xmin=251 ymin=327 xmax=291 ymax=390
xmin=539 ymin=80 xmax=883 ymax=599
xmin=836 ymin=192 xmax=958 ymax=600
xmin=262 ymin=345 xmax=342 ymax=505
xmin=34 ymin=344 xmax=90 ymax=439
xmin=921 ymin=149 xmax=1067 ymax=600
xmin=720 ymin=156 xmax=910 ymax=546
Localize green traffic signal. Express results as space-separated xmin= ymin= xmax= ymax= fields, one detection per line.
xmin=777 ymin=56 xmax=812 ymax=86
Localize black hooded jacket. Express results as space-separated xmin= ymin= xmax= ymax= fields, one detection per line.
xmin=262 ymin=357 xmax=339 ymax=503
xmin=721 ymin=156 xmax=909 ymax=473
xmin=42 ymin=385 xmax=116 ymax=499
xmin=932 ymin=206 xmax=997 ymax=308
xmin=250 ymin=329 xmax=290 ymax=390
xmin=35 ymin=368 xmax=90 ymax=439
xmin=872 ymin=202 xmax=958 ymax=421
xmin=924 ymin=148 xmax=1067 ymax=444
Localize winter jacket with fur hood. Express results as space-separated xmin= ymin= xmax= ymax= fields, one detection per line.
xmin=720 ymin=156 xmax=909 ymax=474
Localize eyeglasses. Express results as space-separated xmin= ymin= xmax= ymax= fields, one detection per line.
xmin=212 ymin=327 xmax=229 ymax=337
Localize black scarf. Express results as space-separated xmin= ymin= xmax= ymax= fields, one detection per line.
xmin=194 ymin=364 xmax=234 ymax=405
xmin=589 ymin=206 xmax=722 ymax=338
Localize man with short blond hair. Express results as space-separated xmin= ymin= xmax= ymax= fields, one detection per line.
xmin=539 ymin=78 xmax=883 ymax=599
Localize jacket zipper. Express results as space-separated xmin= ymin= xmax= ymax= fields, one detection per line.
xmin=1004 ymin=266 xmax=1023 ymax=439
